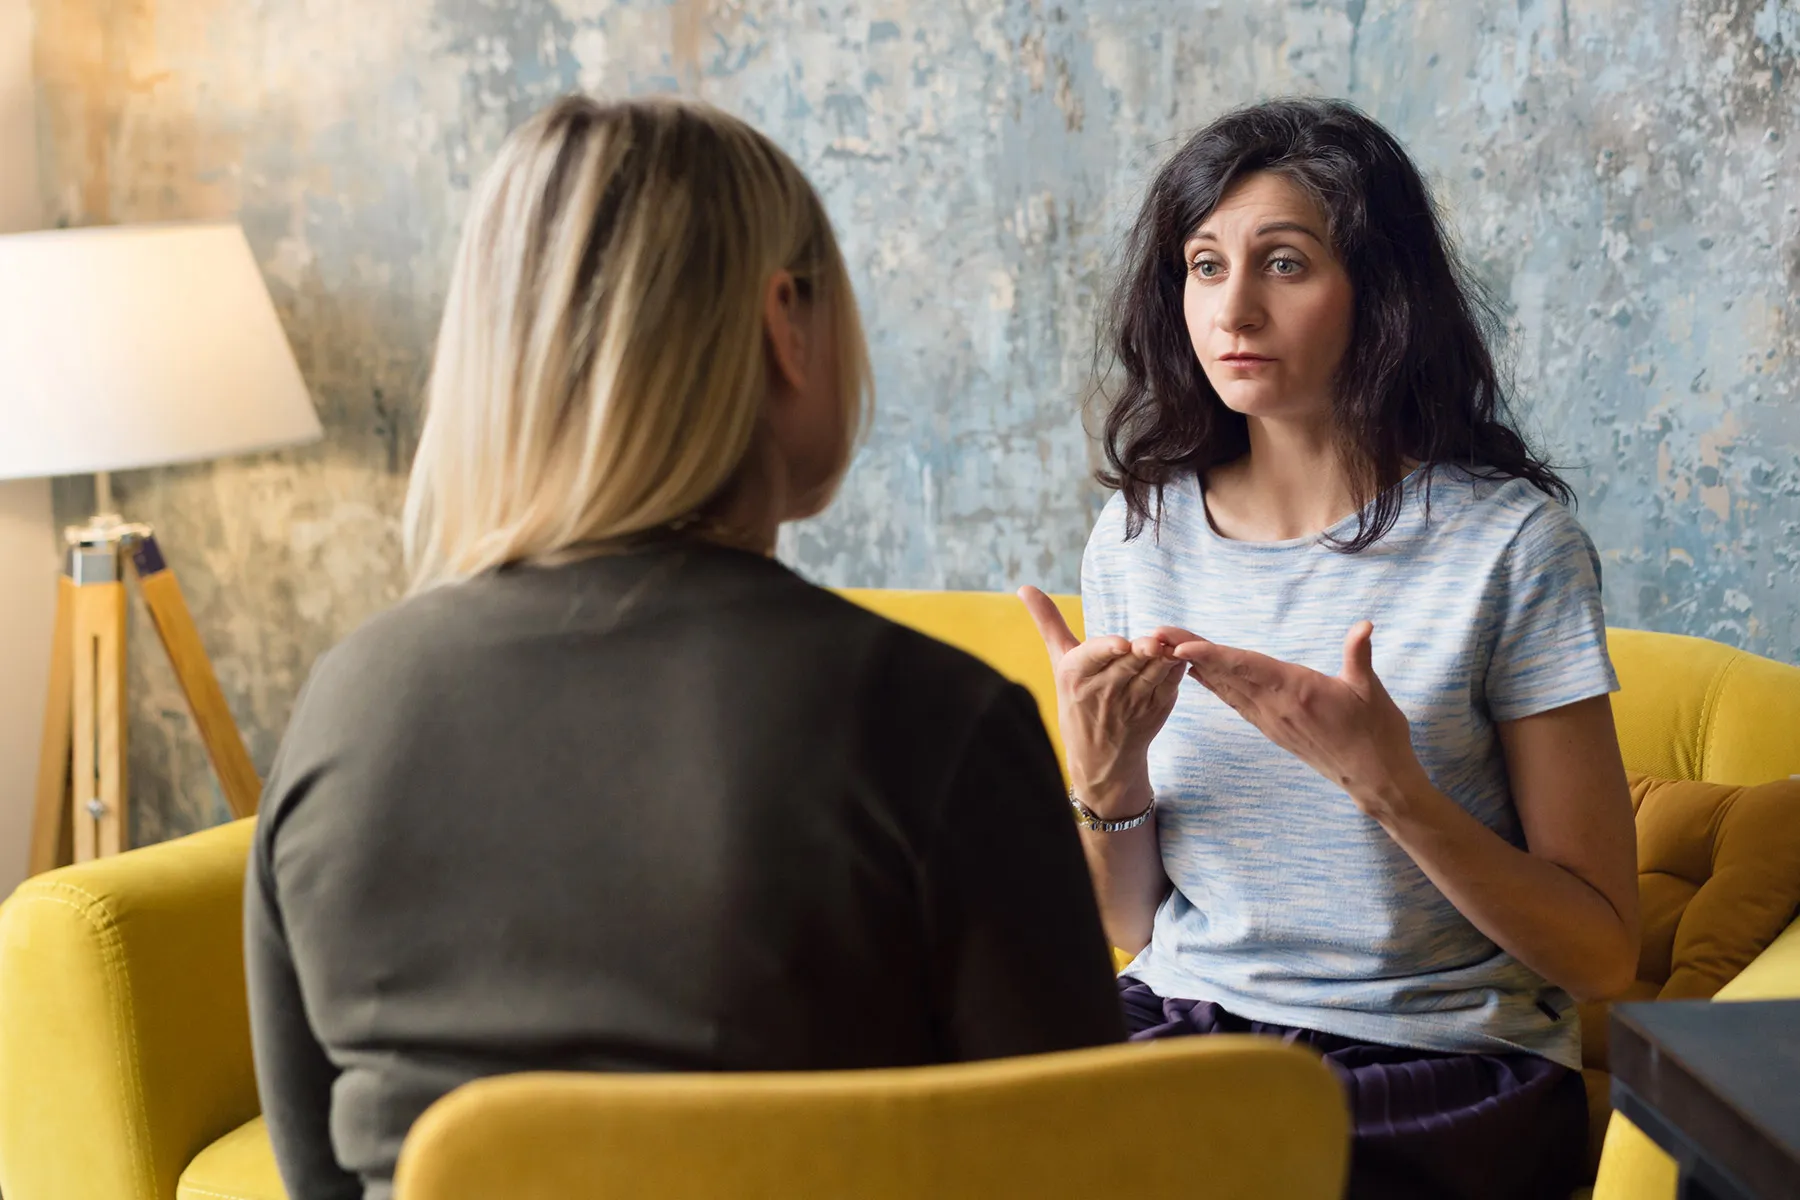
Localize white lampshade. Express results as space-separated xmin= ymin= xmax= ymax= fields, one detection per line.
xmin=0 ymin=221 xmax=322 ymax=481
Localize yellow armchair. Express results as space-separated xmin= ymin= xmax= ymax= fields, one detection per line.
xmin=391 ymin=1038 xmax=1349 ymax=1200
xmin=1 ymin=590 xmax=1795 ymax=1200
xmin=0 ymin=817 xmax=269 ymax=1200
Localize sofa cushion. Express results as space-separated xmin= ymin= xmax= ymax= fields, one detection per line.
xmin=177 ymin=1116 xmax=285 ymax=1200
xmin=1634 ymin=773 xmax=1800 ymax=987
xmin=1581 ymin=773 xmax=1800 ymax=1074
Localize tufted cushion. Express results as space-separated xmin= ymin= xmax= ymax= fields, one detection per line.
xmin=1575 ymin=772 xmax=1800 ymax=1173
xmin=1629 ymin=774 xmax=1800 ymax=993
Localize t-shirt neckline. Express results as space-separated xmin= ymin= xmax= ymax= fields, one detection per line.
xmin=1194 ymin=464 xmax=1430 ymax=552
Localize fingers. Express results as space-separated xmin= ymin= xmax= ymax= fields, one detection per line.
xmin=1046 ymin=634 xmax=1143 ymax=698
xmin=1121 ymin=645 xmax=1185 ymax=693
xmin=1146 ymin=655 xmax=1188 ymax=707
xmin=1340 ymin=619 xmax=1389 ymax=703
xmin=1130 ymin=635 xmax=1166 ymax=659
xmin=1173 ymin=640 xmax=1282 ymax=693
xmin=1017 ymin=586 xmax=1080 ymax=659
xmin=1144 ymin=651 xmax=1188 ymax=708
xmin=1340 ymin=620 xmax=1375 ymax=681
xmin=1191 ymin=667 xmax=1258 ymax=719
xmin=1175 ymin=640 xmax=1290 ymax=727
xmin=1092 ymin=637 xmax=1169 ymax=689
xmin=1080 ymin=636 xmax=1185 ymax=701
xmin=1019 ymin=585 xmax=1185 ymax=693
xmin=1150 ymin=626 xmax=1207 ymax=651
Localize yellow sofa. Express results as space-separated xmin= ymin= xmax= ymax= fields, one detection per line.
xmin=1 ymin=589 xmax=1796 ymax=1200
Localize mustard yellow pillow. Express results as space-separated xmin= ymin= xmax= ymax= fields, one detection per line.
xmin=1582 ymin=771 xmax=1800 ymax=1074
xmin=1627 ymin=772 xmax=1800 ymax=998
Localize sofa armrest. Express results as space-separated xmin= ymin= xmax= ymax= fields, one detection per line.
xmin=1590 ymin=912 xmax=1800 ymax=1200
xmin=1714 ymin=912 xmax=1800 ymax=1000
xmin=0 ymin=818 xmax=260 ymax=1200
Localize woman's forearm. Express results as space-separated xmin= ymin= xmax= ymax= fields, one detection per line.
xmin=1074 ymin=777 xmax=1169 ymax=954
xmin=1369 ymin=777 xmax=1638 ymax=1002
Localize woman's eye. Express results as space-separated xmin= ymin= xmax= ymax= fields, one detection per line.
xmin=1268 ymin=256 xmax=1302 ymax=276
xmin=1190 ymin=259 xmax=1222 ymax=278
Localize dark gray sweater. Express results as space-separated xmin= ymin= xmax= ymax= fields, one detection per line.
xmin=245 ymin=541 xmax=1124 ymax=1199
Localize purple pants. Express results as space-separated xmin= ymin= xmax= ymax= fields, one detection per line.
xmin=1120 ymin=982 xmax=1587 ymax=1200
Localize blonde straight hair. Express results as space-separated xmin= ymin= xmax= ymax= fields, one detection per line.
xmin=403 ymin=95 xmax=871 ymax=592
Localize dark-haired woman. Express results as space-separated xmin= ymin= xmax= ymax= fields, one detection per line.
xmin=1021 ymin=99 xmax=1638 ymax=1199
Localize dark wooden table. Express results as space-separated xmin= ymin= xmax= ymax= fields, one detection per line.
xmin=1611 ymin=1000 xmax=1800 ymax=1199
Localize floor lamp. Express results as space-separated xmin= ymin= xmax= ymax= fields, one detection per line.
xmin=0 ymin=221 xmax=322 ymax=872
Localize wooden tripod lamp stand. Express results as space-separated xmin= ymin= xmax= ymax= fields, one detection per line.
xmin=0 ymin=222 xmax=322 ymax=873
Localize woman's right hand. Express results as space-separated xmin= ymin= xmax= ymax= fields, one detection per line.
xmin=1018 ymin=586 xmax=1187 ymax=817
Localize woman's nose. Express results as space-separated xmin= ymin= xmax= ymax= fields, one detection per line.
xmin=1213 ymin=275 xmax=1264 ymax=333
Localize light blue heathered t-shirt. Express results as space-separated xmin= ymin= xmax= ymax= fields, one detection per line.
xmin=1089 ymin=464 xmax=1618 ymax=1070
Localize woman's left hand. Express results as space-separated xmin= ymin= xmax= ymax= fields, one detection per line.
xmin=1167 ymin=621 xmax=1427 ymax=816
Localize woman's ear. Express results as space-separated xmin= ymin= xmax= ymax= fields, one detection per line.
xmin=762 ymin=269 xmax=807 ymax=397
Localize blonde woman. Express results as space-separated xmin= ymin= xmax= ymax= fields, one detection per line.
xmin=246 ymin=96 xmax=1122 ymax=1200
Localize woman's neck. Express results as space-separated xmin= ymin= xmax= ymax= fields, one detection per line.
xmin=689 ymin=431 xmax=786 ymax=557
xmin=1204 ymin=417 xmax=1362 ymax=542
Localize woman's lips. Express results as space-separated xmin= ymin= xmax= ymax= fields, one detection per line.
xmin=1218 ymin=354 xmax=1274 ymax=366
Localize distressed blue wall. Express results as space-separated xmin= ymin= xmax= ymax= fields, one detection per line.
xmin=30 ymin=0 xmax=1799 ymax=842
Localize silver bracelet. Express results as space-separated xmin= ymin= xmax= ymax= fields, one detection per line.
xmin=1069 ymin=788 xmax=1156 ymax=833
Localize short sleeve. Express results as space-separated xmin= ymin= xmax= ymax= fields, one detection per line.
xmin=1484 ymin=502 xmax=1620 ymax=723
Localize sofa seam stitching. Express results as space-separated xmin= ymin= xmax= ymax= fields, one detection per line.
xmin=15 ymin=884 xmax=162 ymax=1193
xmin=1695 ymin=654 xmax=1742 ymax=781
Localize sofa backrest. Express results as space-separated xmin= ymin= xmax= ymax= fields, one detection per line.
xmin=1606 ymin=627 xmax=1800 ymax=785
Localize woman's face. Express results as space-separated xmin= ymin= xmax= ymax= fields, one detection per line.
xmin=1181 ymin=171 xmax=1355 ymax=426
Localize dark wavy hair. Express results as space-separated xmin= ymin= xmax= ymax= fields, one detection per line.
xmin=1098 ymin=97 xmax=1570 ymax=550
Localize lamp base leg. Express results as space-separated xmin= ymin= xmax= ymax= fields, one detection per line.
xmin=28 ymin=577 xmax=76 ymax=876
xmin=127 ymin=534 xmax=261 ymax=821
xmin=70 ymin=575 xmax=129 ymax=862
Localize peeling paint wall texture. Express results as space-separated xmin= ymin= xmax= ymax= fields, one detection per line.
xmin=27 ymin=0 xmax=1799 ymax=843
